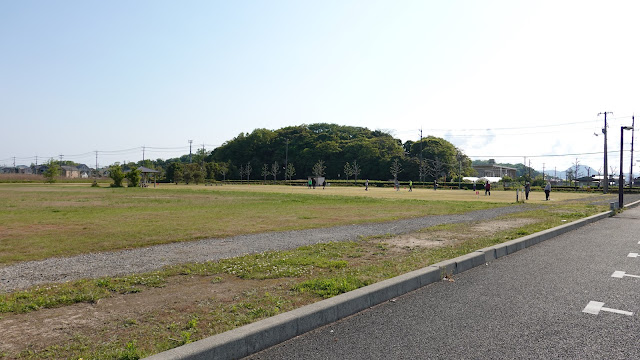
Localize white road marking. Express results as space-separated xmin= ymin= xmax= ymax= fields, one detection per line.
xmin=583 ymin=301 xmax=633 ymax=316
xmin=612 ymin=271 xmax=640 ymax=279
xmin=628 ymin=253 xmax=639 ymax=258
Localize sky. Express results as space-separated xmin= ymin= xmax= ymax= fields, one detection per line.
xmin=2 ymin=1 xmax=639 ymax=176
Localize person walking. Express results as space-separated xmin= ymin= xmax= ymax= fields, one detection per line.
xmin=544 ymin=181 xmax=551 ymax=200
xmin=485 ymin=181 xmax=491 ymax=196
xmin=394 ymin=178 xmax=399 ymax=191
xmin=434 ymin=180 xmax=438 ymax=191
xmin=525 ymin=182 xmax=531 ymax=200
xmin=365 ymin=179 xmax=369 ymax=191
xmin=409 ymin=180 xmax=413 ymax=192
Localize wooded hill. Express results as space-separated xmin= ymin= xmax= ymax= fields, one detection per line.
xmin=205 ymin=123 xmax=474 ymax=182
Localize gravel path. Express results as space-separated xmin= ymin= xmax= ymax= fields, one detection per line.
xmin=5 ymin=192 xmax=638 ymax=293
xmin=0 ymin=205 xmax=533 ymax=293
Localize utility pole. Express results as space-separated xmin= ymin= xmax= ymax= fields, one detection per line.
xmin=188 ymin=140 xmax=193 ymax=163
xmin=202 ymin=143 xmax=205 ymax=169
xmin=95 ymin=151 xmax=98 ymax=180
xmin=599 ymin=112 xmax=612 ymax=193
xmin=142 ymin=146 xmax=145 ymax=162
xmin=542 ymin=163 xmax=545 ymax=182
xmin=419 ymin=128 xmax=423 ymax=183
xmin=59 ymin=154 xmax=63 ymax=166
xmin=528 ymin=159 xmax=531 ymax=179
xmin=630 ymin=115 xmax=635 ymax=188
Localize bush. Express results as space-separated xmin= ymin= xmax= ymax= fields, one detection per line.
xmin=125 ymin=168 xmax=141 ymax=187
xmin=109 ymin=165 xmax=125 ymax=187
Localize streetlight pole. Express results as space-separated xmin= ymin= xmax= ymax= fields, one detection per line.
xmin=620 ymin=126 xmax=634 ymax=207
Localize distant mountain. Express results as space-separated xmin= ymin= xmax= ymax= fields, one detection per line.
xmin=542 ymin=164 xmax=599 ymax=180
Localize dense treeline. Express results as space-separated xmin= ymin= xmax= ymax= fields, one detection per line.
xmin=116 ymin=123 xmax=476 ymax=183
xmin=208 ymin=123 xmax=474 ymax=182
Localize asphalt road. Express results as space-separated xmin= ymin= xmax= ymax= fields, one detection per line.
xmin=246 ymin=206 xmax=640 ymax=359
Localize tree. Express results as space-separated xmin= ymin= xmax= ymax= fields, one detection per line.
xmin=418 ymin=159 xmax=428 ymax=184
xmin=219 ymin=163 xmax=228 ymax=182
xmin=312 ymin=160 xmax=326 ymax=179
xmin=109 ymin=165 xmax=125 ymax=187
xmin=343 ymin=162 xmax=353 ymax=181
xmin=271 ymin=161 xmax=279 ymax=183
xmin=125 ymin=168 xmax=141 ymax=187
xmin=261 ymin=164 xmax=269 ymax=183
xmin=285 ymin=163 xmax=296 ymax=182
xmin=42 ymin=159 xmax=59 ymax=184
xmin=165 ymin=162 xmax=183 ymax=184
xmin=352 ymin=160 xmax=361 ymax=184
xmin=390 ymin=158 xmax=402 ymax=181
xmin=427 ymin=157 xmax=446 ymax=182
xmin=181 ymin=163 xmax=204 ymax=184
xmin=174 ymin=166 xmax=184 ymax=184
xmin=244 ymin=162 xmax=252 ymax=183
xmin=239 ymin=164 xmax=244 ymax=182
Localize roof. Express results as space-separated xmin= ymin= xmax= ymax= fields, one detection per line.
xmin=137 ymin=166 xmax=160 ymax=173
xmin=473 ymin=164 xmax=518 ymax=171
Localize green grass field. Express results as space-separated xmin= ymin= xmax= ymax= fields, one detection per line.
xmin=0 ymin=183 xmax=608 ymax=265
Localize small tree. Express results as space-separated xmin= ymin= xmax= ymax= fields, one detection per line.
xmin=390 ymin=158 xmax=402 ymax=181
xmin=244 ymin=162 xmax=252 ymax=183
xmin=174 ymin=166 xmax=184 ymax=184
xmin=419 ymin=159 xmax=428 ymax=184
xmin=125 ymin=168 xmax=141 ymax=187
xmin=343 ymin=162 xmax=353 ymax=182
xmin=352 ymin=160 xmax=361 ymax=184
xmin=239 ymin=164 xmax=244 ymax=182
xmin=312 ymin=160 xmax=326 ymax=180
xmin=427 ymin=157 xmax=445 ymax=182
xmin=271 ymin=161 xmax=279 ymax=184
xmin=109 ymin=165 xmax=125 ymax=187
xmin=261 ymin=164 xmax=269 ymax=184
xmin=219 ymin=164 xmax=228 ymax=182
xmin=43 ymin=159 xmax=59 ymax=184
xmin=285 ymin=163 xmax=296 ymax=182
xmin=182 ymin=163 xmax=204 ymax=184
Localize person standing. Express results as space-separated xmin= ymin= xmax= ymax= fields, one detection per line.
xmin=485 ymin=181 xmax=491 ymax=196
xmin=525 ymin=182 xmax=531 ymax=200
xmin=409 ymin=180 xmax=413 ymax=192
xmin=394 ymin=178 xmax=399 ymax=191
xmin=365 ymin=179 xmax=369 ymax=191
xmin=544 ymin=181 xmax=551 ymax=200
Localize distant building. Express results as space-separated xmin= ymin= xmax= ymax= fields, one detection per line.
xmin=472 ymin=165 xmax=517 ymax=179
xmin=76 ymin=164 xmax=92 ymax=178
xmin=16 ymin=165 xmax=32 ymax=174
xmin=60 ymin=165 xmax=80 ymax=178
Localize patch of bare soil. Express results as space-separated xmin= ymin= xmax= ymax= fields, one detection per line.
xmin=383 ymin=217 xmax=538 ymax=250
xmin=0 ymin=275 xmax=283 ymax=355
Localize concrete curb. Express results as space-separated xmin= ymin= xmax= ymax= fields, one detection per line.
xmin=145 ymin=209 xmax=615 ymax=360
